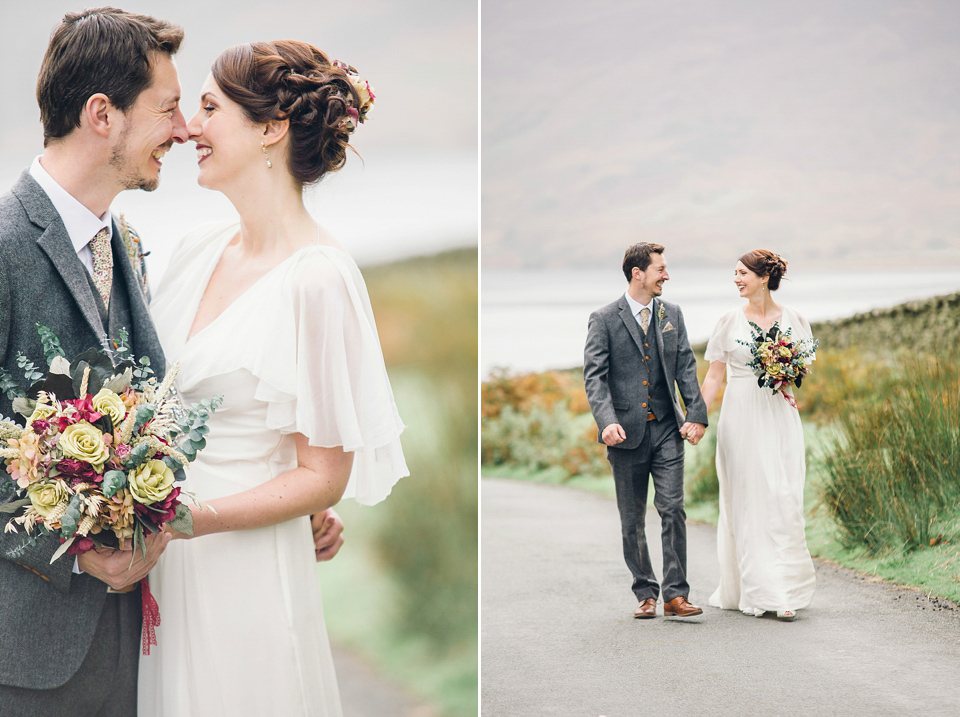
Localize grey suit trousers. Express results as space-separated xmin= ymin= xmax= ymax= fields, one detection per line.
xmin=607 ymin=416 xmax=689 ymax=603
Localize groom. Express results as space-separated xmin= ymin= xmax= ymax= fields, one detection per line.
xmin=584 ymin=242 xmax=708 ymax=619
xmin=0 ymin=9 xmax=341 ymax=714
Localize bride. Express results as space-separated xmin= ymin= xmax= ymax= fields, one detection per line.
xmin=698 ymin=250 xmax=816 ymax=622
xmin=137 ymin=41 xmax=407 ymax=715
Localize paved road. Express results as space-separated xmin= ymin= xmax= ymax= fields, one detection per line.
xmin=334 ymin=646 xmax=434 ymax=716
xmin=481 ymin=478 xmax=960 ymax=716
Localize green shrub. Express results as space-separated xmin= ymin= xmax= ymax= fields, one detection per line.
xmin=373 ymin=378 xmax=477 ymax=649
xmin=481 ymin=401 xmax=607 ymax=478
xmin=686 ymin=427 xmax=719 ymax=506
xmin=819 ymin=358 xmax=960 ymax=552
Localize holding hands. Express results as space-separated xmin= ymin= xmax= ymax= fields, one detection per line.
xmin=680 ymin=422 xmax=706 ymax=445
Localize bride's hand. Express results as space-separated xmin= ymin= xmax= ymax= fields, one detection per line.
xmin=311 ymin=508 xmax=345 ymax=562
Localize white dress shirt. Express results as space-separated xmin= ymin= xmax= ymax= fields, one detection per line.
xmin=29 ymin=156 xmax=112 ymax=276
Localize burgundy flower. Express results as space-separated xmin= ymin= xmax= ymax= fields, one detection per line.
xmin=66 ymin=536 xmax=95 ymax=556
xmin=134 ymin=485 xmax=182 ymax=526
xmin=58 ymin=458 xmax=103 ymax=483
xmin=31 ymin=419 xmax=51 ymax=434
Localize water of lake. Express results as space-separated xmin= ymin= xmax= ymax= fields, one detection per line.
xmin=482 ymin=267 xmax=960 ymax=377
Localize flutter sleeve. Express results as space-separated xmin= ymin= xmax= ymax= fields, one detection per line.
xmin=704 ymin=310 xmax=737 ymax=364
xmin=253 ymin=247 xmax=408 ymax=505
xmin=789 ymin=307 xmax=817 ymax=363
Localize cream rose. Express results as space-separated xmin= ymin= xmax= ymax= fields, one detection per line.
xmin=348 ymin=76 xmax=375 ymax=117
xmin=92 ymin=388 xmax=127 ymax=425
xmin=59 ymin=421 xmax=110 ymax=470
xmin=27 ymin=404 xmax=56 ymax=426
xmin=27 ymin=481 xmax=69 ymax=518
xmin=128 ymin=459 xmax=175 ymax=505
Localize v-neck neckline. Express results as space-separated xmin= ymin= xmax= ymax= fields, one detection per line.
xmin=183 ymin=228 xmax=314 ymax=345
xmin=740 ymin=305 xmax=784 ymax=334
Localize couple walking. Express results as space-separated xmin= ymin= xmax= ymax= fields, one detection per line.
xmin=0 ymin=7 xmax=405 ymax=716
xmin=584 ymin=242 xmax=816 ymax=622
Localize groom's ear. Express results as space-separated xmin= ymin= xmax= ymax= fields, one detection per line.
xmin=82 ymin=93 xmax=116 ymax=138
xmin=262 ymin=119 xmax=290 ymax=149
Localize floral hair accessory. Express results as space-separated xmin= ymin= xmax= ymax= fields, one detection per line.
xmin=333 ymin=59 xmax=375 ymax=132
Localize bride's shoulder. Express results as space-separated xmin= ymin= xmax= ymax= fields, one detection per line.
xmin=285 ymin=243 xmax=365 ymax=301
xmin=781 ymin=305 xmax=813 ymax=333
xmin=169 ymin=220 xmax=237 ymax=264
xmin=713 ymin=308 xmax=740 ymax=328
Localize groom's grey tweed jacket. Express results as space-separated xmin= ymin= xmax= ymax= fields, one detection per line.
xmin=0 ymin=170 xmax=165 ymax=689
xmin=584 ymin=295 xmax=708 ymax=449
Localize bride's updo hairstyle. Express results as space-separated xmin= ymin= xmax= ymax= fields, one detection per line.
xmin=211 ymin=40 xmax=363 ymax=185
xmin=739 ymin=249 xmax=788 ymax=291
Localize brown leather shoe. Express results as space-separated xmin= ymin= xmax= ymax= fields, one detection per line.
xmin=663 ymin=596 xmax=703 ymax=617
xmin=633 ymin=597 xmax=657 ymax=619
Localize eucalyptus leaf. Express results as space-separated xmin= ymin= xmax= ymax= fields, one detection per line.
xmin=59 ymin=497 xmax=84 ymax=538
xmin=126 ymin=442 xmax=152 ymax=469
xmin=133 ymin=404 xmax=156 ymax=434
xmin=161 ymin=455 xmax=183 ymax=472
xmin=103 ymin=470 xmax=127 ymax=498
xmin=167 ymin=503 xmax=194 ymax=537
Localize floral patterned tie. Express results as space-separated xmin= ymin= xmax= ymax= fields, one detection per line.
xmin=89 ymin=227 xmax=113 ymax=308
xmin=639 ymin=307 xmax=650 ymax=334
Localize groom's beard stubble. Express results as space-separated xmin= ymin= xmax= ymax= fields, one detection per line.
xmin=110 ymin=125 xmax=161 ymax=192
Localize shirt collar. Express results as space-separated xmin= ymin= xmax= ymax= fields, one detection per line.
xmin=29 ymin=156 xmax=112 ymax=254
xmin=624 ymin=291 xmax=654 ymax=317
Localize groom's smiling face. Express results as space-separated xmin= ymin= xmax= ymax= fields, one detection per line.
xmin=109 ymin=52 xmax=187 ymax=191
xmin=633 ymin=252 xmax=670 ymax=299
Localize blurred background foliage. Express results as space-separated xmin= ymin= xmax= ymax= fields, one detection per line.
xmin=482 ymin=292 xmax=960 ymax=604
xmin=320 ymin=248 xmax=477 ymax=717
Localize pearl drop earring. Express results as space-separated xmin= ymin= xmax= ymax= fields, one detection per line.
xmin=261 ymin=141 xmax=272 ymax=169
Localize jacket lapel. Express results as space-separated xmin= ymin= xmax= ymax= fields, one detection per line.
xmin=110 ymin=218 xmax=163 ymax=364
xmin=618 ymin=297 xmax=646 ymax=356
xmin=13 ymin=173 xmax=107 ymax=339
xmin=653 ymin=298 xmax=667 ymax=368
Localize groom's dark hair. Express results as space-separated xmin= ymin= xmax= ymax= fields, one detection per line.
xmin=36 ymin=7 xmax=184 ymax=145
xmin=622 ymin=242 xmax=665 ymax=282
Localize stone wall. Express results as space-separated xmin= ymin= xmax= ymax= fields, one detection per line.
xmin=811 ymin=292 xmax=960 ymax=354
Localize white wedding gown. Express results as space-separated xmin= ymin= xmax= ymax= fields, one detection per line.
xmin=137 ymin=221 xmax=407 ymax=716
xmin=705 ymin=306 xmax=816 ymax=615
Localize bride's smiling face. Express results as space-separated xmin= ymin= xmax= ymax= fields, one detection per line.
xmin=734 ymin=261 xmax=766 ymax=298
xmin=186 ymin=74 xmax=266 ymax=189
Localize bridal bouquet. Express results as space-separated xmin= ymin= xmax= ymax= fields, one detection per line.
xmin=0 ymin=326 xmax=220 ymax=563
xmin=738 ymin=322 xmax=818 ymax=403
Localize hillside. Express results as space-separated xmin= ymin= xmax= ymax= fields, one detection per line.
xmin=482 ymin=0 xmax=960 ymax=270
xmin=810 ymin=291 xmax=960 ymax=355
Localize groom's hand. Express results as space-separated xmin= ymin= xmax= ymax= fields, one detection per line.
xmin=680 ymin=422 xmax=706 ymax=445
xmin=311 ymin=508 xmax=345 ymax=562
xmin=77 ymin=531 xmax=172 ymax=591
xmin=601 ymin=423 xmax=627 ymax=446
